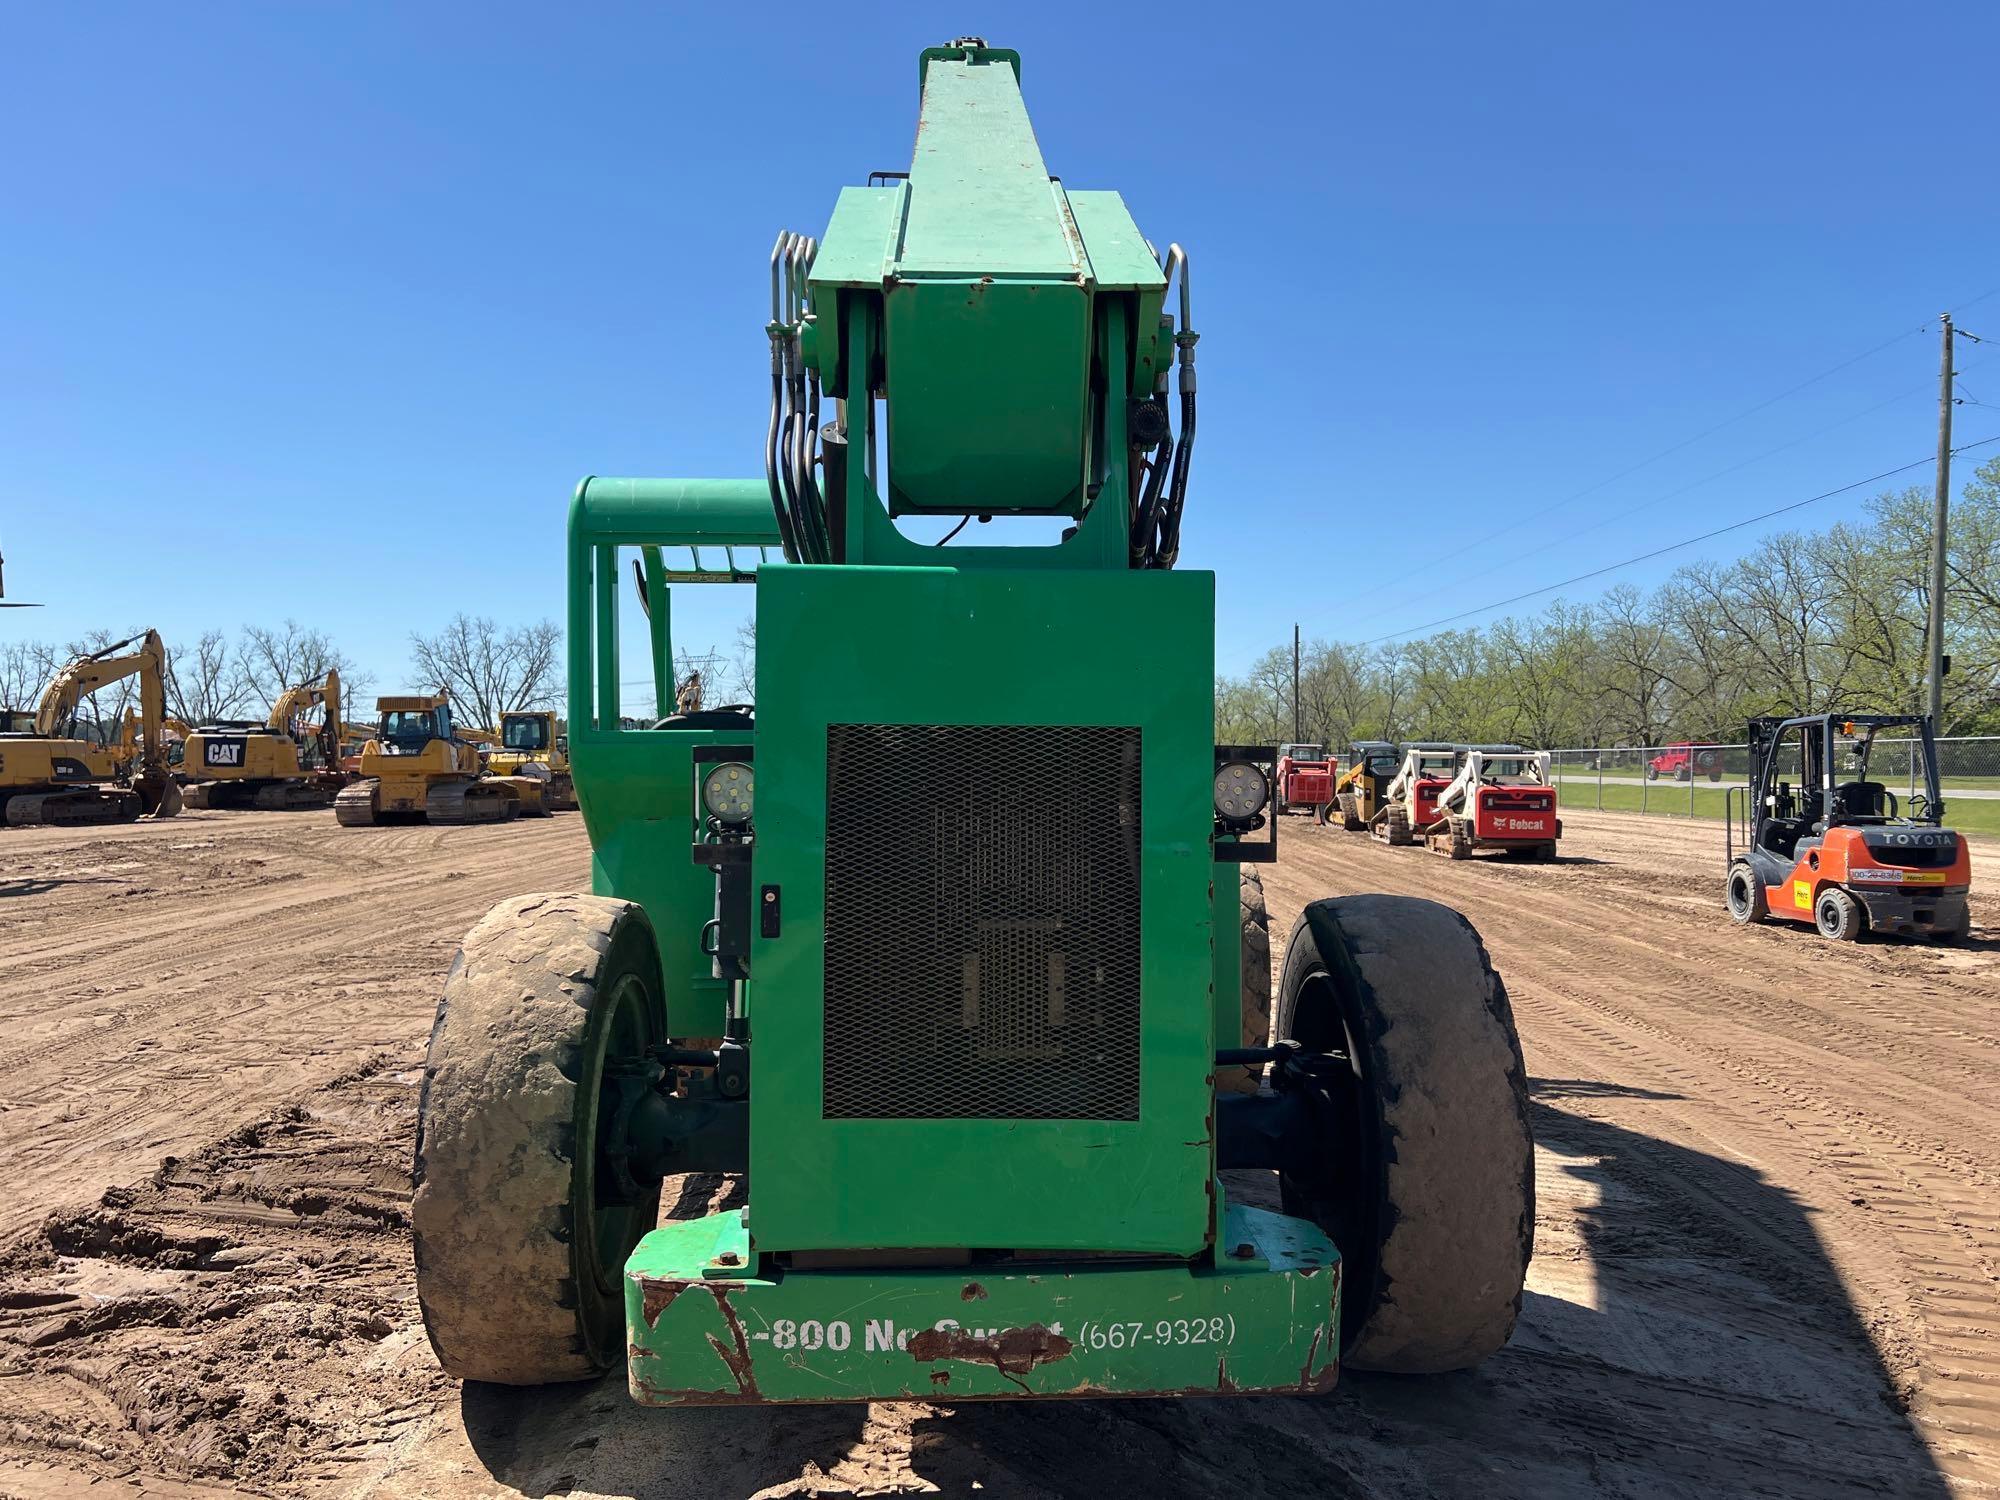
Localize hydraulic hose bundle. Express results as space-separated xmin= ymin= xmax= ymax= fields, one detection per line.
xmin=764 ymin=231 xmax=832 ymax=564
xmin=1130 ymin=243 xmax=1197 ymax=570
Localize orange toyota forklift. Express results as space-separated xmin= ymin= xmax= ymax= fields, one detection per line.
xmin=1726 ymin=713 xmax=1972 ymax=942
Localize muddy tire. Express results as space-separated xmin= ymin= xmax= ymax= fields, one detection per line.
xmin=1815 ymin=887 xmax=1865 ymax=942
xmin=413 ymin=893 xmax=667 ymax=1385
xmin=1725 ymin=862 xmax=1766 ymax=924
xmin=1339 ymin=793 xmax=1364 ymax=833
xmin=1447 ymin=817 xmax=1472 ymax=860
xmin=1222 ymin=869 xmax=1273 ymax=1095
xmin=1275 ymin=895 xmax=1533 ymax=1374
xmin=1385 ymin=806 xmax=1412 ymax=847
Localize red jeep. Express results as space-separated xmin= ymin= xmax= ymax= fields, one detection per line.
xmin=1648 ymin=743 xmax=1724 ymax=782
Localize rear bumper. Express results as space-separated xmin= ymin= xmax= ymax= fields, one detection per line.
xmin=1849 ymin=886 xmax=1970 ymax=936
xmin=625 ymin=1199 xmax=1339 ymax=1404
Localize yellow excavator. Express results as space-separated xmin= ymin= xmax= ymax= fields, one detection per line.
xmin=482 ymin=710 xmax=575 ymax=811
xmin=181 ymin=669 xmax=349 ymax=810
xmin=1 ymin=630 xmax=183 ymax=826
xmin=334 ymin=689 xmax=547 ymax=826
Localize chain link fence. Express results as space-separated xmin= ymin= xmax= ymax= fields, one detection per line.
xmin=1547 ymin=736 xmax=2000 ymax=826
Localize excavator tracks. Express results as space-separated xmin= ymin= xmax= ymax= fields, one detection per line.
xmin=184 ymin=781 xmax=337 ymax=812
xmin=3 ymin=788 xmax=143 ymax=827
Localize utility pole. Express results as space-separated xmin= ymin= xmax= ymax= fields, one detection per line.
xmin=1291 ymin=623 xmax=1301 ymax=742
xmin=1926 ymin=315 xmax=1953 ymax=728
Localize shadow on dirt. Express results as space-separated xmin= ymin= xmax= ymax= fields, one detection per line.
xmin=457 ymin=1088 xmax=1949 ymax=1499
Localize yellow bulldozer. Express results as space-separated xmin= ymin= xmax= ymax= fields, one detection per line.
xmin=1 ymin=630 xmax=183 ymax=826
xmin=334 ymin=689 xmax=547 ymax=826
xmin=181 ymin=669 xmax=350 ymax=811
xmin=480 ymin=710 xmax=575 ymax=811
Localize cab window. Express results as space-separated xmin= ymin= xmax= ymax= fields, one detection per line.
xmin=503 ymin=716 xmax=550 ymax=751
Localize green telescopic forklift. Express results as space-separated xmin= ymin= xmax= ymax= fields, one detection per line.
xmin=412 ymin=39 xmax=1533 ymax=1403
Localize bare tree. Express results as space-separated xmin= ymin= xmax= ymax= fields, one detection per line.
xmin=0 ymin=639 xmax=62 ymax=714
xmin=408 ymin=615 xmax=563 ymax=730
xmin=240 ymin=620 xmax=363 ymax=712
xmin=166 ymin=629 xmax=256 ymax=725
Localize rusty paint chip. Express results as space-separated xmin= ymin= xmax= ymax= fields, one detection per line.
xmin=639 ymin=1279 xmax=683 ymax=1329
xmin=906 ymin=1322 xmax=1072 ymax=1379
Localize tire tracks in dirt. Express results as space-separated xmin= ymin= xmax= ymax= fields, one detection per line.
xmin=1266 ymin=808 xmax=2000 ymax=1495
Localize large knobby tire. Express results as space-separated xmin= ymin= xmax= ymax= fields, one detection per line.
xmin=1276 ymin=895 xmax=1533 ymax=1374
xmin=413 ymin=893 xmax=666 ymax=1385
xmin=1725 ymin=863 xmax=1766 ymax=925
xmin=1223 ymin=869 xmax=1273 ymax=1095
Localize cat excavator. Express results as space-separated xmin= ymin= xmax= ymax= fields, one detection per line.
xmin=1 ymin=630 xmax=182 ymax=826
xmin=181 ymin=670 xmax=349 ymax=810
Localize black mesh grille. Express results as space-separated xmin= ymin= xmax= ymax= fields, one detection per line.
xmin=823 ymin=724 xmax=1142 ymax=1121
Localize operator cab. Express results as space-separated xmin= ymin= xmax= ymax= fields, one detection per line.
xmin=1349 ymin=741 xmax=1399 ymax=778
xmin=380 ymin=704 xmax=450 ymax=754
xmin=502 ymin=714 xmax=551 ymax=752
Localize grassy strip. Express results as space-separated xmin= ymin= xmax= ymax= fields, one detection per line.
xmin=1551 ymin=776 xmax=2000 ymax=836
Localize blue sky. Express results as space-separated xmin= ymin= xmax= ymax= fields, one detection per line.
xmin=5 ymin=4 xmax=1999 ymax=701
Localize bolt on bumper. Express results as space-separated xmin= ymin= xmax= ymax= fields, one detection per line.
xmin=624 ymin=1196 xmax=1339 ymax=1404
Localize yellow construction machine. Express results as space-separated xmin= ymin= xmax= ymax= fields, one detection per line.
xmin=334 ymin=689 xmax=547 ymax=826
xmin=1 ymin=630 xmax=182 ymax=826
xmin=181 ymin=669 xmax=349 ymax=810
xmin=482 ymin=710 xmax=575 ymax=811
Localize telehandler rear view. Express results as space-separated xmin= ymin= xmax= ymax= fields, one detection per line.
xmin=411 ymin=40 xmax=1532 ymax=1405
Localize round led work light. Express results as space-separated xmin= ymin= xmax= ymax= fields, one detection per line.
xmin=1213 ymin=761 xmax=1270 ymax=821
xmin=701 ymin=761 xmax=755 ymax=825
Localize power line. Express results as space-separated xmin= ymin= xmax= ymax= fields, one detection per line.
xmin=1390 ymin=353 xmax=1993 ymax=607
xmin=1359 ymin=433 xmax=2000 ymax=646
xmin=1336 ymin=288 xmax=2000 ymax=615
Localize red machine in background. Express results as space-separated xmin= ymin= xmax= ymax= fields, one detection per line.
xmin=1274 ymin=742 xmax=1335 ymax=816
xmin=1649 ymin=742 xmax=1724 ymax=782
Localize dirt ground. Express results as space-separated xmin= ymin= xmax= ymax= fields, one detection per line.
xmin=0 ymin=806 xmax=1995 ymax=1498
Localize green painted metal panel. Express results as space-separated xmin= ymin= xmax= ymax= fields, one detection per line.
xmin=746 ymin=563 xmax=1217 ymax=1257
xmin=883 ymin=277 xmax=1089 ymax=516
xmin=1064 ymin=191 xmax=1166 ymax=290
xmin=623 ymin=1199 xmax=1339 ymax=1403
xmin=898 ymin=53 xmax=1077 ymax=280
xmin=843 ymin=301 xmax=1130 ymax=569
xmin=1213 ymin=866 xmax=1241 ymax=1059
xmin=810 ymin=186 xmax=903 ymax=288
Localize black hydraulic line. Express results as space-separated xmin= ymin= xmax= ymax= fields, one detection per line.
xmin=764 ymin=231 xmax=802 ymax=563
xmin=765 ymin=371 xmax=802 ymax=564
xmin=1159 ymin=387 xmax=1196 ymax=567
xmin=798 ymin=374 xmax=833 ymax=561
xmin=1131 ymin=424 xmax=1174 ymax=566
